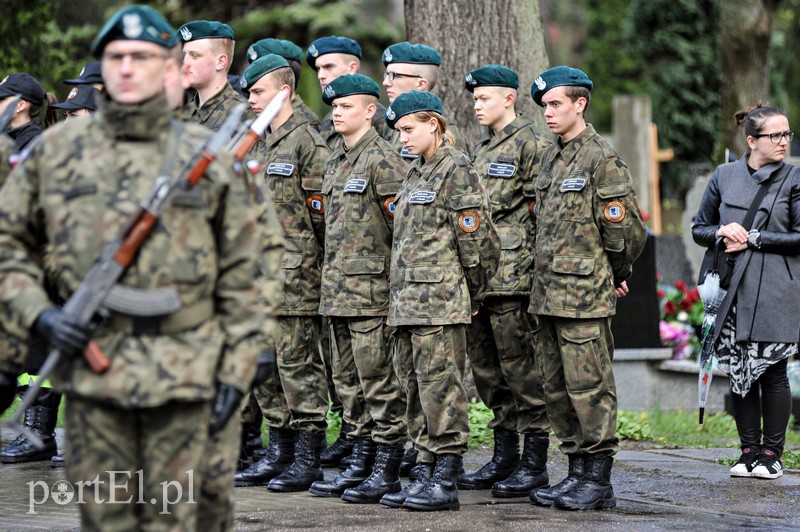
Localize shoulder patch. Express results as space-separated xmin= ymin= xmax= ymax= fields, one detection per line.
xmin=604 ymin=201 xmax=626 ymax=223
xmin=267 ymin=162 xmax=295 ymax=176
xmin=383 ymin=196 xmax=396 ymax=217
xmin=529 ymin=199 xmax=537 ymax=220
xmin=458 ymin=211 xmax=481 ymax=233
xmin=307 ymin=194 xmax=325 ymax=214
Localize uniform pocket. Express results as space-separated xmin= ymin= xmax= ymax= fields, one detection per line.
xmin=281 ymin=252 xmax=303 ymax=308
xmin=551 ymin=256 xmax=595 ymax=311
xmin=349 ymin=317 xmax=389 ymax=379
xmin=343 ymin=256 xmax=387 ymax=307
xmin=560 ymin=322 xmax=603 ymax=391
xmin=412 ymin=325 xmax=448 ymax=382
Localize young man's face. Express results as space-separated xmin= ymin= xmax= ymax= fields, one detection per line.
xmin=316 ymin=53 xmax=356 ymax=90
xmin=181 ymin=39 xmax=219 ymax=89
xmin=247 ymin=74 xmax=283 ymax=115
xmin=331 ymin=95 xmax=375 ymax=136
xmin=541 ymin=85 xmax=585 ymax=141
xmin=382 ymin=64 xmax=423 ymax=103
xmin=101 ymin=40 xmax=168 ymax=105
xmin=472 ymin=86 xmax=509 ymax=129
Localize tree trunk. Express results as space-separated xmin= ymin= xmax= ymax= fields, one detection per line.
xmin=404 ymin=0 xmax=549 ymax=143
xmin=720 ymin=0 xmax=782 ymax=158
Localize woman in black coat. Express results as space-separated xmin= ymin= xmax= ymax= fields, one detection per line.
xmin=692 ymin=104 xmax=798 ymax=480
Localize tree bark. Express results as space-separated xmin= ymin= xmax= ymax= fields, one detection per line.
xmin=720 ymin=0 xmax=782 ymax=157
xmin=404 ymin=0 xmax=549 ymax=142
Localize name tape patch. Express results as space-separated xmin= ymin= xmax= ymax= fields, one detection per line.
xmin=400 ymin=146 xmax=419 ymax=160
xmin=344 ymin=178 xmax=368 ymax=194
xmin=408 ymin=190 xmax=436 ymax=204
xmin=487 ymin=163 xmax=516 ymax=177
xmin=267 ymin=163 xmax=295 ymax=176
xmin=560 ymin=178 xmax=586 ymax=192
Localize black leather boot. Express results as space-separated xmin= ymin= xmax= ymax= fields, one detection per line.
xmin=234 ymin=427 xmax=295 ymax=487
xmin=554 ymin=455 xmax=616 ymax=510
xmin=403 ymin=454 xmax=462 ymax=511
xmin=398 ymin=445 xmax=418 ymax=477
xmin=309 ymin=438 xmax=377 ymax=497
xmin=530 ymin=453 xmax=585 ymax=507
xmin=457 ymin=429 xmax=519 ymax=490
xmin=50 ymin=452 xmax=65 ymax=468
xmin=491 ymin=433 xmax=549 ymax=497
xmin=341 ymin=444 xmax=404 ymax=503
xmin=1 ymin=401 xmax=59 ymax=463
xmin=243 ymin=410 xmax=264 ymax=458
xmin=380 ymin=462 xmax=433 ymax=508
xmin=267 ymin=430 xmax=325 ymax=492
xmin=320 ymin=422 xmax=354 ymax=468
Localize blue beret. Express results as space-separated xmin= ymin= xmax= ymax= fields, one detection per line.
xmin=306 ymin=36 xmax=361 ymax=70
xmin=51 ymin=85 xmax=99 ymax=112
xmin=178 ymin=20 xmax=234 ymax=42
xmin=247 ymin=38 xmax=303 ymax=64
xmin=382 ymin=42 xmax=442 ymax=66
xmin=240 ymin=54 xmax=290 ymax=91
xmin=322 ymin=74 xmax=380 ymax=105
xmin=464 ymin=64 xmax=519 ymax=92
xmin=384 ymin=90 xmax=442 ymax=130
xmin=91 ymin=5 xmax=178 ymax=58
xmin=531 ymin=66 xmax=593 ymax=106
xmin=64 ymin=62 xmax=103 ymax=86
xmin=0 ymin=73 xmax=45 ymax=105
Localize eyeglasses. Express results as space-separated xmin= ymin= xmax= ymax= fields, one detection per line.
xmin=383 ymin=71 xmax=422 ymax=82
xmin=102 ymin=51 xmax=169 ymax=65
xmin=752 ymin=130 xmax=795 ymax=144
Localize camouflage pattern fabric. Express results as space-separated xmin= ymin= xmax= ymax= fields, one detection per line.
xmin=0 ymin=134 xmax=14 ymax=188
xmin=320 ymin=102 xmax=392 ymax=150
xmin=64 ymin=397 xmax=212 ymax=530
xmin=387 ymin=142 xmax=500 ymax=327
xmin=184 ymin=82 xmax=254 ymax=131
xmin=528 ymin=124 xmax=647 ymax=319
xmin=531 ymin=315 xmax=618 ymax=455
xmin=197 ymin=405 xmax=241 ymax=531
xmin=466 ymin=297 xmax=549 ymax=434
xmin=0 ymin=93 xmax=266 ymax=406
xmin=392 ymin=324 xmax=469 ymax=456
xmin=319 ymin=315 xmax=344 ymax=417
xmin=293 ymin=95 xmax=321 ymax=131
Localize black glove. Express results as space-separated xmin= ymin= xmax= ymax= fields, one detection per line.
xmin=34 ymin=308 xmax=92 ymax=357
xmin=209 ymin=383 xmax=244 ymax=435
xmin=252 ymin=350 xmax=276 ymax=388
xmin=0 ymin=371 xmax=16 ymax=415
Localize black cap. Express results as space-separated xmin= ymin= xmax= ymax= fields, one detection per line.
xmin=51 ymin=85 xmax=99 ymax=112
xmin=64 ymin=62 xmax=103 ymax=86
xmin=0 ymin=73 xmax=45 ymax=105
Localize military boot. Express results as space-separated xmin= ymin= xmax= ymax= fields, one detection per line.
xmin=380 ymin=462 xmax=433 ymax=508
xmin=530 ymin=453 xmax=585 ymax=507
xmin=341 ymin=444 xmax=404 ymax=503
xmin=554 ymin=455 xmax=616 ymax=510
xmin=403 ymin=454 xmax=462 ymax=511
xmin=267 ymin=431 xmax=325 ymax=492
xmin=234 ymin=427 xmax=295 ymax=487
xmin=491 ymin=433 xmax=549 ymax=497
xmin=50 ymin=452 xmax=65 ymax=469
xmin=320 ymin=422 xmax=354 ymax=468
xmin=1 ymin=398 xmax=59 ymax=463
xmin=243 ymin=410 xmax=264 ymax=458
xmin=309 ymin=438 xmax=377 ymax=497
xmin=457 ymin=428 xmax=519 ymax=490
xmin=398 ymin=445 xmax=418 ymax=477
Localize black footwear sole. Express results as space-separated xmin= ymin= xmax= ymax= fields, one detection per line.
xmin=379 ymin=498 xmax=405 ymax=508
xmin=308 ymin=487 xmax=345 ymax=497
xmin=403 ymin=500 xmax=460 ymax=511
xmin=1 ymin=453 xmax=57 ymax=464
xmin=554 ymin=497 xmax=617 ymax=511
xmin=492 ymin=482 xmax=550 ymax=498
xmin=234 ymin=479 xmax=271 ymax=487
xmin=530 ymin=493 xmax=556 ymax=507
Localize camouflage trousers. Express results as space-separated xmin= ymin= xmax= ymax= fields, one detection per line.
xmin=531 ymin=315 xmax=619 ymax=455
xmin=467 ymin=297 xmax=549 ymax=435
xmin=329 ymin=316 xmax=407 ymax=445
xmin=256 ymin=316 xmax=328 ymax=432
xmin=320 ymin=315 xmax=344 ymax=417
xmin=64 ymin=397 xmax=210 ymax=531
xmin=393 ymin=324 xmax=469 ymax=458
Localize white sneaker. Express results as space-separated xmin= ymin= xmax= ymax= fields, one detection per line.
xmin=752 ymin=449 xmax=783 ymax=479
xmin=730 ymin=447 xmax=759 ymax=478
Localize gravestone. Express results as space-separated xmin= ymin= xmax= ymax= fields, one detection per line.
xmin=612 ymin=233 xmax=661 ymax=348
xmin=612 ymin=95 xmax=651 ymax=224
xmin=681 ymin=166 xmax=714 ymax=282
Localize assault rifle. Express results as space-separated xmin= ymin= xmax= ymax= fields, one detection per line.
xmin=2 ymin=104 xmax=247 ymax=448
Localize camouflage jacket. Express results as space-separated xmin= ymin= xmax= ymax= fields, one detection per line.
xmin=320 ymin=102 xmax=392 ymax=151
xmin=249 ymin=112 xmax=330 ymax=316
xmin=293 ymin=95 xmax=321 ymax=131
xmin=471 ymin=115 xmax=551 ymax=296
xmin=386 ymin=119 xmax=471 ymax=160
xmin=0 ymin=93 xmax=266 ymax=406
xmin=387 ymin=143 xmax=500 ymax=326
xmin=319 ymin=128 xmax=406 ymax=317
xmin=529 ymin=124 xmax=647 ymax=319
xmin=185 ymin=82 xmax=253 ymax=131
xmin=0 ymin=134 xmax=13 ymax=189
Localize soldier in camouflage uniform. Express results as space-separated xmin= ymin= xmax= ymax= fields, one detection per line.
xmin=305 ymin=75 xmax=408 ymax=503
xmin=457 ymin=65 xmax=553 ymax=497
xmin=179 ymin=20 xmax=252 ymax=131
xmin=0 ymin=133 xmax=13 ymax=187
xmin=0 ymin=6 xmax=268 ymax=529
xmin=232 ymin=55 xmax=331 ymax=493
xmin=380 ymin=91 xmax=500 ymax=512
xmin=247 ymin=38 xmax=321 ymax=131
xmin=381 ymin=42 xmax=470 ymax=158
xmin=307 ymin=36 xmax=392 ymax=151
xmin=527 ymin=67 xmax=647 ymax=511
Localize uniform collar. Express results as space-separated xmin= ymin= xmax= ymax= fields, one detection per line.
xmin=337 ymin=127 xmax=378 ymax=165
xmin=97 ymin=91 xmax=171 ymax=141
xmin=264 ymin=111 xmax=308 ymax=146
xmin=191 ymin=82 xmax=236 ymax=121
xmin=478 ymin=114 xmax=532 ymax=148
xmin=555 ymin=123 xmax=596 ymax=166
xmin=412 ymin=141 xmax=450 ymax=180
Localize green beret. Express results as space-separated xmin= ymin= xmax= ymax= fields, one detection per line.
xmin=322 ymin=74 xmax=380 ymax=105
xmin=531 ymin=65 xmax=593 ymax=106
xmin=382 ymin=42 xmax=442 ymax=66
xmin=384 ymin=90 xmax=442 ymax=130
xmin=91 ymin=5 xmax=178 ymax=58
xmin=177 ymin=20 xmax=234 ymax=42
xmin=306 ymin=36 xmax=361 ymax=70
xmin=464 ymin=64 xmax=519 ymax=92
xmin=240 ymin=54 xmax=290 ymax=91
xmin=247 ymin=38 xmax=303 ymax=64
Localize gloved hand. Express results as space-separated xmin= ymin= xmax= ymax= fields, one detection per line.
xmin=34 ymin=308 xmax=92 ymax=357
xmin=0 ymin=371 xmax=16 ymax=415
xmin=209 ymin=383 xmax=244 ymax=435
xmin=252 ymin=350 xmax=276 ymax=388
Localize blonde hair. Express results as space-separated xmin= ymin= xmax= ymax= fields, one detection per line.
xmin=412 ymin=110 xmax=455 ymax=146
xmin=210 ymin=38 xmax=235 ymax=73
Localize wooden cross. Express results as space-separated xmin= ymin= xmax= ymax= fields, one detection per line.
xmin=649 ymin=123 xmax=674 ymax=235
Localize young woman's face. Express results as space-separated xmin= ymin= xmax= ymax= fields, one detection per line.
xmin=749 ymin=114 xmax=791 ymax=166
xmin=395 ymin=114 xmax=437 ymax=159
